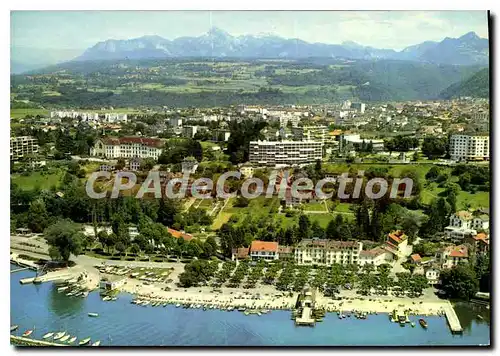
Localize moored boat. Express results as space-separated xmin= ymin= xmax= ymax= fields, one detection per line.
xmin=10 ymin=325 xmax=19 ymax=332
xmin=88 ymin=312 xmax=99 ymax=317
xmin=53 ymin=331 xmax=66 ymax=340
xmin=79 ymin=337 xmax=91 ymax=346
xmin=67 ymin=336 xmax=77 ymax=344
xmin=411 ymin=322 xmax=416 ymax=327
xmin=22 ymin=329 xmax=33 ymax=337
xmin=419 ymin=318 xmax=428 ymax=329
xmin=59 ymin=335 xmax=70 ymax=342
xmin=175 ymin=303 xmax=181 ymax=308
xmin=42 ymin=332 xmax=54 ymax=339
xmin=92 ymin=340 xmax=101 ymax=346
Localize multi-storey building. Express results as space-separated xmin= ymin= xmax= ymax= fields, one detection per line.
xmin=249 ymin=241 xmax=279 ymax=261
xmin=10 ymin=136 xmax=39 ymax=161
xmin=50 ymin=111 xmax=99 ymax=122
xmin=449 ymin=134 xmax=489 ymax=161
xmin=294 ymin=239 xmax=363 ymax=266
xmin=104 ymin=113 xmax=128 ymax=123
xmin=444 ymin=210 xmax=489 ymax=239
xmin=90 ymin=136 xmax=164 ymax=159
xmin=291 ymin=126 xmax=327 ymax=144
xmin=249 ymin=140 xmax=323 ymax=166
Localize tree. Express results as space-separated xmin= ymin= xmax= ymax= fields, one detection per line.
xmin=440 ymin=264 xmax=479 ymax=300
xmin=27 ymin=199 xmax=50 ymax=233
xmin=297 ymin=214 xmax=311 ymax=240
xmin=44 ymin=220 xmax=84 ymax=263
xmin=422 ymin=136 xmax=447 ymax=159
xmin=115 ymin=242 xmax=126 ymax=255
xmin=130 ymin=243 xmax=141 ymax=255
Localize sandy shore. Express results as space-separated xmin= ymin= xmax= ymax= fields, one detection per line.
xmin=118 ymin=279 xmax=449 ymax=316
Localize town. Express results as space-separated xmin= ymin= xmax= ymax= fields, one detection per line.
xmin=11 ymin=97 xmax=490 ymax=336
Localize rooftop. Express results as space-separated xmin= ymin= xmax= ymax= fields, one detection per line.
xmin=250 ymin=240 xmax=278 ymax=252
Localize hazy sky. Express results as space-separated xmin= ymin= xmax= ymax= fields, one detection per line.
xmin=11 ymin=11 xmax=489 ymax=51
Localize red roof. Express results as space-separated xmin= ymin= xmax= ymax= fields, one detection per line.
xmin=411 ymin=254 xmax=422 ymax=262
xmin=232 ymin=247 xmax=250 ymax=259
xmin=448 ymin=245 xmax=468 ymax=258
xmin=250 ymin=240 xmax=278 ymax=253
xmin=167 ymin=228 xmax=193 ymax=241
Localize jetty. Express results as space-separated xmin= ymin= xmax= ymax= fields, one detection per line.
xmin=11 ymin=267 xmax=32 ymax=273
xmin=20 ymin=272 xmax=71 ymax=285
xmin=10 ymin=335 xmax=68 ymax=346
xmin=294 ymin=285 xmax=317 ymax=326
xmin=444 ymin=302 xmax=463 ymax=333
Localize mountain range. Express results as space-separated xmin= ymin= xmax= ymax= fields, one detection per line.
xmin=76 ymin=27 xmax=489 ymax=66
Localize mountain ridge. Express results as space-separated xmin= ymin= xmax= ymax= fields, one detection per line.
xmin=75 ymin=27 xmax=489 ymax=66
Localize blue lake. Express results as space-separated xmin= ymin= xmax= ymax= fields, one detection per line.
xmin=10 ymin=265 xmax=490 ymax=346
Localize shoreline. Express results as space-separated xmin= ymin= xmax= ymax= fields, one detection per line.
xmin=119 ymin=280 xmax=449 ymax=317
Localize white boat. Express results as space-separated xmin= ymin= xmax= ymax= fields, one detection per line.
xmin=53 ymin=331 xmax=66 ymax=340
xmin=66 ymin=292 xmax=75 ymax=297
xmin=79 ymin=337 xmax=91 ymax=346
xmin=92 ymin=340 xmax=101 ymax=346
xmin=175 ymin=303 xmax=180 ymax=307
xmin=142 ymin=301 xmax=150 ymax=306
xmin=59 ymin=335 xmax=70 ymax=342
xmin=42 ymin=332 xmax=54 ymax=339
xmin=57 ymin=287 xmax=69 ymax=292
xmin=67 ymin=336 xmax=77 ymax=344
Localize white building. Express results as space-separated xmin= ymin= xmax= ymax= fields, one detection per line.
xmin=445 ymin=210 xmax=488 ymax=239
xmin=104 ymin=113 xmax=128 ymax=123
xmin=359 ymin=247 xmax=392 ymax=266
xmin=249 ymin=241 xmax=279 ymax=261
xmin=425 ymin=267 xmax=440 ymax=285
xmin=50 ymin=111 xmax=99 ymax=122
xmin=249 ymin=140 xmax=323 ymax=167
xmin=169 ymin=117 xmax=183 ymax=127
xmin=294 ymin=239 xmax=362 ymax=266
xmin=436 ymin=245 xmax=469 ymax=269
xmin=10 ymin=136 xmax=39 ymax=161
xmin=449 ymin=134 xmax=489 ymax=161
xmin=182 ymin=125 xmax=207 ymax=138
xmin=292 ymin=126 xmax=327 ymax=144
xmin=90 ymin=136 xmax=164 ymax=159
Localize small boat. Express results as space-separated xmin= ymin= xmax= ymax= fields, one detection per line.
xmin=10 ymin=325 xmax=19 ymax=332
xmin=261 ymin=310 xmax=269 ymax=314
xmin=53 ymin=331 xmax=66 ymax=340
xmin=419 ymin=318 xmax=428 ymax=329
xmin=142 ymin=301 xmax=150 ymax=306
xmin=103 ymin=296 xmax=111 ymax=301
xmin=22 ymin=330 xmax=33 ymax=337
xmin=163 ymin=303 xmax=168 ymax=307
xmin=42 ymin=332 xmax=54 ymax=339
xmin=88 ymin=313 xmax=99 ymax=317
xmin=477 ymin=315 xmax=484 ymax=320
xmin=257 ymin=312 xmax=262 ymax=316
xmin=67 ymin=336 xmax=77 ymax=344
xmin=79 ymin=337 xmax=91 ymax=346
xmin=59 ymin=335 xmax=70 ymax=342
xmin=175 ymin=303 xmax=180 ymax=308
xmin=66 ymin=292 xmax=75 ymax=297
xmin=399 ymin=321 xmax=405 ymax=327
xmin=411 ymin=322 xmax=416 ymax=327
xmin=58 ymin=286 xmax=69 ymax=292
xmin=238 ymin=307 xmax=246 ymax=312
xmin=111 ymin=297 xmax=117 ymax=301
xmin=92 ymin=340 xmax=101 ymax=346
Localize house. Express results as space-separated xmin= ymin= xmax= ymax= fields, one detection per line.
xmin=231 ymin=247 xmax=250 ymax=261
xmin=359 ymin=247 xmax=392 ymax=266
xmin=181 ymin=157 xmax=199 ymax=174
xmin=90 ymin=136 xmax=164 ymax=160
xmin=99 ymin=276 xmax=126 ymax=291
xmin=128 ymin=226 xmax=139 ymax=241
xmin=278 ymin=246 xmax=293 ymax=261
xmin=466 ymin=233 xmax=490 ymax=255
xmin=384 ymin=230 xmax=408 ymax=258
xmin=249 ymin=240 xmax=279 ymax=261
xmin=425 ymin=267 xmax=441 ymax=285
xmin=471 ymin=212 xmax=489 ymax=231
xmin=82 ymin=225 xmax=112 ymax=237
xmin=128 ymin=158 xmax=142 ymax=171
xmin=239 ymin=164 xmax=255 ymax=178
xmin=15 ymin=228 xmax=32 ymax=236
xmin=167 ymin=227 xmax=193 ymax=242
xmin=410 ymin=254 xmax=422 ymax=264
xmin=436 ymin=245 xmax=469 ymax=269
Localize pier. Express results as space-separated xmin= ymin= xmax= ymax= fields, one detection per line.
xmin=11 ymin=267 xmax=32 ymax=273
xmin=10 ymin=335 xmax=67 ymax=347
xmin=444 ymin=302 xmax=463 ymax=333
xmin=19 ymin=272 xmax=71 ymax=285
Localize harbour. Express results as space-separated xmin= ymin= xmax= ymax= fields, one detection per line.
xmin=10 ymin=264 xmax=490 ymax=346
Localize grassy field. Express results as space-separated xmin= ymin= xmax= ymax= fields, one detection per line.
xmin=301 ymin=201 xmax=327 ymax=212
xmin=11 ymin=171 xmax=63 ymax=190
xmin=10 ymin=108 xmax=50 ymax=118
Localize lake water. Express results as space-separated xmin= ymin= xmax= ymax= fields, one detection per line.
xmin=10 ymin=265 xmax=490 ymax=346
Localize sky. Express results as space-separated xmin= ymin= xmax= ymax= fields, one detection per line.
xmin=11 ymin=11 xmax=489 ymax=51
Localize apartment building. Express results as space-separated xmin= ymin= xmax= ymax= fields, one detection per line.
xmin=249 ymin=140 xmax=323 ymax=167
xmin=294 ymin=239 xmax=363 ymax=266
xmin=10 ymin=136 xmax=39 ymax=161
xmin=50 ymin=111 xmax=99 ymax=122
xmin=449 ymin=134 xmax=489 ymax=161
xmin=291 ymin=125 xmax=327 ymax=144
xmin=445 ymin=210 xmax=489 ymax=239
xmin=182 ymin=125 xmax=208 ymax=138
xmin=249 ymin=241 xmax=279 ymax=261
xmin=104 ymin=113 xmax=128 ymax=123
xmin=90 ymin=136 xmax=164 ymax=159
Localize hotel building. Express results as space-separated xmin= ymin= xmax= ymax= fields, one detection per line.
xmin=249 ymin=140 xmax=323 ymax=166
xmin=90 ymin=136 xmax=164 ymax=159
xmin=449 ymin=134 xmax=489 ymax=161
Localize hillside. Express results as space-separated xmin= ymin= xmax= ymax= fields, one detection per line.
xmin=10 ymin=58 xmax=486 ymax=108
xmin=439 ymin=68 xmax=490 ymax=99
